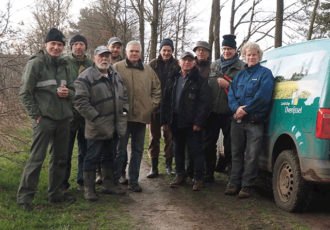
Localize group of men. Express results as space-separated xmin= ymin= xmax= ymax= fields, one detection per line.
xmin=17 ymin=26 xmax=273 ymax=212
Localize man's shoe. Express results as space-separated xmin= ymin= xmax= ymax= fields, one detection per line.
xmin=165 ymin=158 xmax=175 ymax=175
xmin=224 ymin=185 xmax=240 ymax=195
xmin=95 ymin=172 xmax=102 ymax=185
xmin=147 ymin=158 xmax=159 ymax=178
xmin=119 ymin=173 xmax=128 ymax=185
xmin=18 ymin=203 xmax=33 ymax=212
xmin=170 ymin=175 xmax=186 ymax=188
xmin=203 ymin=174 xmax=215 ymax=183
xmin=128 ymin=183 xmax=142 ymax=192
xmin=78 ymin=184 xmax=84 ymax=191
xmin=192 ymin=180 xmax=204 ymax=191
xmin=49 ymin=194 xmax=76 ymax=204
xmin=238 ymin=186 xmax=252 ymax=198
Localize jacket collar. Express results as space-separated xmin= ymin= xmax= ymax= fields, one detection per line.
xmin=171 ymin=66 xmax=200 ymax=81
xmin=195 ymin=56 xmax=210 ymax=66
xmin=69 ymin=53 xmax=89 ymax=64
xmin=91 ymin=63 xmax=116 ymax=81
xmin=125 ymin=58 xmax=144 ymax=70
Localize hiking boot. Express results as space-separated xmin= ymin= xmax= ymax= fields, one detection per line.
xmin=170 ymin=175 xmax=186 ymax=188
xmin=128 ymin=183 xmax=142 ymax=192
xmin=203 ymin=174 xmax=215 ymax=183
xmin=224 ymin=185 xmax=240 ymax=195
xmin=165 ymin=158 xmax=175 ymax=175
xmin=119 ymin=172 xmax=128 ymax=185
xmin=238 ymin=186 xmax=252 ymax=198
xmin=95 ymin=172 xmax=102 ymax=185
xmin=192 ymin=180 xmax=204 ymax=191
xmin=18 ymin=203 xmax=33 ymax=212
xmin=49 ymin=194 xmax=76 ymax=204
xmin=147 ymin=158 xmax=159 ymax=178
xmin=84 ymin=171 xmax=98 ymax=201
xmin=101 ymin=167 xmax=126 ymax=195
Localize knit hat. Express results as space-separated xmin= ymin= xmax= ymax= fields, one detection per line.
xmin=45 ymin=28 xmax=66 ymax=45
xmin=222 ymin=34 xmax=236 ymax=49
xmin=193 ymin=41 xmax=211 ymax=52
xmin=70 ymin=34 xmax=87 ymax=50
xmin=159 ymin=38 xmax=174 ymax=51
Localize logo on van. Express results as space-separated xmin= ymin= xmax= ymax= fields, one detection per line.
xmin=285 ymin=106 xmax=302 ymax=114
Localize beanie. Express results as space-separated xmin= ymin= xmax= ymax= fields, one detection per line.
xmin=45 ymin=28 xmax=66 ymax=46
xmin=70 ymin=34 xmax=88 ymax=50
xmin=222 ymin=34 xmax=237 ymax=49
xmin=159 ymin=38 xmax=174 ymax=52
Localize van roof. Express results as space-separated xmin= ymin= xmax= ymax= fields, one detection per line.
xmin=263 ymin=38 xmax=330 ymax=60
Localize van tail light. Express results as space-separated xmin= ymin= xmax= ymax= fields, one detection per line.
xmin=315 ymin=109 xmax=330 ymax=139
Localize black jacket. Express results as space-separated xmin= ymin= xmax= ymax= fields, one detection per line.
xmin=160 ymin=66 xmax=211 ymax=129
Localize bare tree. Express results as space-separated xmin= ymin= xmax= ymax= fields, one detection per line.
xmin=307 ymin=0 xmax=319 ymax=40
xmin=149 ymin=0 xmax=159 ymax=60
xmin=275 ymin=0 xmax=284 ymax=47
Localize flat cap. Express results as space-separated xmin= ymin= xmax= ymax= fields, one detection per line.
xmin=107 ymin=37 xmax=122 ymax=46
xmin=193 ymin=41 xmax=211 ymax=52
xmin=180 ymin=51 xmax=195 ymax=60
xmin=94 ymin=46 xmax=111 ymax=55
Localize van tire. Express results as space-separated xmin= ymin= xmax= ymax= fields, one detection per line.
xmin=273 ymin=149 xmax=312 ymax=212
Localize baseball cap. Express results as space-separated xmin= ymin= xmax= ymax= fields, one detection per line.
xmin=180 ymin=51 xmax=195 ymax=60
xmin=94 ymin=46 xmax=111 ymax=55
xmin=107 ymin=37 xmax=123 ymax=46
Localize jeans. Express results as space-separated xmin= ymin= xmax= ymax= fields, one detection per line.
xmin=62 ymin=126 xmax=87 ymax=188
xmin=84 ymin=138 xmax=117 ymax=171
xmin=115 ymin=122 xmax=146 ymax=185
xmin=204 ymin=112 xmax=232 ymax=174
xmin=171 ymin=115 xmax=205 ymax=181
xmin=229 ymin=121 xmax=264 ymax=187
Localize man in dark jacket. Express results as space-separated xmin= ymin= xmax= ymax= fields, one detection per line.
xmin=17 ymin=28 xmax=76 ymax=211
xmin=161 ymin=51 xmax=211 ymax=191
xmin=203 ymin=35 xmax=245 ymax=182
xmin=147 ymin=38 xmax=178 ymax=178
xmin=74 ymin=46 xmax=128 ymax=201
xmin=193 ymin=41 xmax=212 ymax=78
xmin=61 ymin=34 xmax=93 ymax=193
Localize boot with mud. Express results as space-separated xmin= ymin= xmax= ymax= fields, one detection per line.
xmin=147 ymin=158 xmax=159 ymax=178
xmin=101 ymin=167 xmax=126 ymax=195
xmin=224 ymin=185 xmax=240 ymax=195
xmin=83 ymin=171 xmax=98 ymax=201
xmin=170 ymin=175 xmax=186 ymax=188
xmin=192 ymin=180 xmax=204 ymax=191
xmin=165 ymin=158 xmax=175 ymax=175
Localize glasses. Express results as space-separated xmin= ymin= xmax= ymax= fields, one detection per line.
xmin=222 ymin=48 xmax=235 ymax=52
xmin=181 ymin=58 xmax=194 ymax=63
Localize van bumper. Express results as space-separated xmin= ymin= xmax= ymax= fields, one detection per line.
xmin=300 ymin=158 xmax=330 ymax=183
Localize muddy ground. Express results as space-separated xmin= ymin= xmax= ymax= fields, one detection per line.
xmin=116 ymin=145 xmax=330 ymax=230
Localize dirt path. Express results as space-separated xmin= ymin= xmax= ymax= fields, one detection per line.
xmin=117 ymin=144 xmax=330 ymax=230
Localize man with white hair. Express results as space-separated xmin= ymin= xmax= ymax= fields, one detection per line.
xmin=113 ymin=41 xmax=161 ymax=192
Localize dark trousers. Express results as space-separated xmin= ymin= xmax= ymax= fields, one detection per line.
xmin=17 ymin=117 xmax=70 ymax=204
xmin=204 ymin=112 xmax=232 ymax=174
xmin=229 ymin=121 xmax=264 ymax=187
xmin=148 ymin=113 xmax=173 ymax=159
xmin=171 ymin=115 xmax=205 ymax=181
xmin=62 ymin=126 xmax=87 ymax=188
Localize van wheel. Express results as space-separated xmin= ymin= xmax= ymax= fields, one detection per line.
xmin=273 ymin=149 xmax=312 ymax=212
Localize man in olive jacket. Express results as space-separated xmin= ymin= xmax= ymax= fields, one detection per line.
xmin=147 ymin=38 xmax=178 ymax=178
xmin=17 ymin=28 xmax=76 ymax=212
xmin=74 ymin=46 xmax=128 ymax=201
xmin=113 ymin=41 xmax=161 ymax=192
xmin=61 ymin=34 xmax=93 ymax=193
xmin=203 ymin=34 xmax=245 ymax=182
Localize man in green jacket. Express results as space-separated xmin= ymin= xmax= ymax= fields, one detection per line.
xmin=17 ymin=28 xmax=76 ymax=212
xmin=61 ymin=34 xmax=93 ymax=193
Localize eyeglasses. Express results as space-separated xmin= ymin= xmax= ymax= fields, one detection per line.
xmin=222 ymin=48 xmax=235 ymax=52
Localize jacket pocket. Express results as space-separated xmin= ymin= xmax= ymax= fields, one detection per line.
xmin=246 ymin=81 xmax=259 ymax=96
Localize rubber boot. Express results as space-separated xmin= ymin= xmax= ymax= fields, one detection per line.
xmin=83 ymin=171 xmax=98 ymax=201
xmin=165 ymin=158 xmax=175 ymax=175
xmin=147 ymin=158 xmax=159 ymax=178
xmin=101 ymin=167 xmax=126 ymax=195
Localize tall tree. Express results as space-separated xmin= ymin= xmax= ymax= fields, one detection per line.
xmin=275 ymin=0 xmax=284 ymax=48
xmin=149 ymin=0 xmax=159 ymax=60
xmin=307 ymin=0 xmax=319 ymax=40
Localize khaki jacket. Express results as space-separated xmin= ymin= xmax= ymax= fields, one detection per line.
xmin=113 ymin=59 xmax=161 ymax=124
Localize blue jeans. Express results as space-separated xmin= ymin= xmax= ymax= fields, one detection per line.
xmin=171 ymin=115 xmax=205 ymax=181
xmin=84 ymin=139 xmax=116 ymax=171
xmin=115 ymin=122 xmax=146 ymax=185
xmin=229 ymin=121 xmax=264 ymax=188
xmin=62 ymin=126 xmax=87 ymax=188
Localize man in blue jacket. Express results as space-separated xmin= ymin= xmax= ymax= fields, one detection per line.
xmin=225 ymin=42 xmax=274 ymax=198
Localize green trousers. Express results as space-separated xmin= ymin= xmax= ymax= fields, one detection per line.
xmin=17 ymin=117 xmax=70 ymax=204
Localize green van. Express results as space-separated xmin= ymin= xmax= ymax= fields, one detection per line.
xmin=259 ymin=38 xmax=330 ymax=212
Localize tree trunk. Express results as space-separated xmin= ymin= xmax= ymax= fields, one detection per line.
xmin=208 ymin=0 xmax=216 ymax=58
xmin=230 ymin=0 xmax=235 ymax=34
xmin=181 ymin=0 xmax=188 ymax=52
xmin=275 ymin=0 xmax=283 ymax=48
xmin=307 ymin=0 xmax=319 ymax=40
xmin=139 ymin=0 xmax=145 ymax=61
xmin=214 ymin=0 xmax=221 ymax=60
xmin=149 ymin=0 xmax=159 ymax=60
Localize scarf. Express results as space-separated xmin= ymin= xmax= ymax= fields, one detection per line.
xmin=220 ymin=53 xmax=239 ymax=74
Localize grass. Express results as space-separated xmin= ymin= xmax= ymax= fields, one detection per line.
xmin=0 ymin=127 xmax=136 ymax=230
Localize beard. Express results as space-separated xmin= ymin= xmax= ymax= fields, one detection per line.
xmin=73 ymin=50 xmax=85 ymax=58
xmin=96 ymin=61 xmax=111 ymax=70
